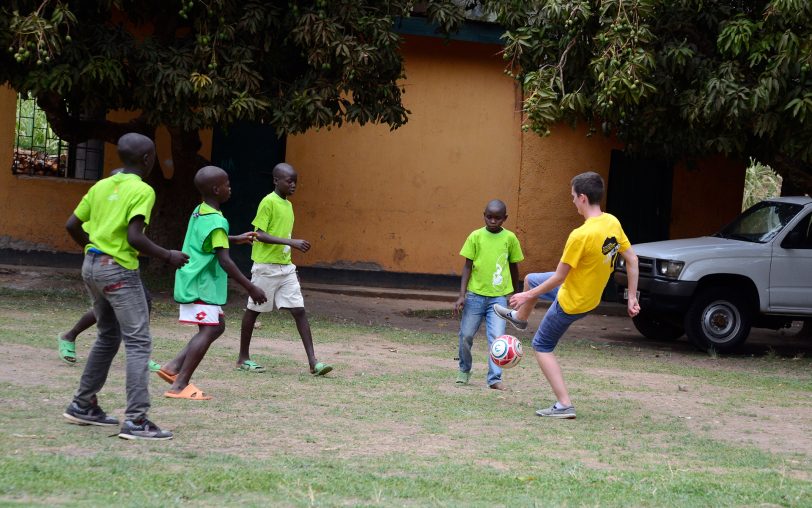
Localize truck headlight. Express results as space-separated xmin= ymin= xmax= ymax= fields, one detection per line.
xmin=656 ymin=260 xmax=684 ymax=279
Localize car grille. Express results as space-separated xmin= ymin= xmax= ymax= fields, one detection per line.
xmin=638 ymin=256 xmax=655 ymax=276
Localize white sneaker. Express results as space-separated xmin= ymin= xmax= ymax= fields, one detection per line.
xmin=493 ymin=304 xmax=528 ymax=331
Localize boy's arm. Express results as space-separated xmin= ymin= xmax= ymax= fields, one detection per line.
xmin=214 ymin=248 xmax=267 ymax=305
xmin=453 ymin=258 xmax=473 ymax=315
xmin=508 ymin=262 xmax=521 ymax=294
xmin=509 ymin=262 xmax=570 ymax=308
xmin=229 ymin=232 xmax=257 ymax=245
xmin=127 ymin=216 xmax=189 ymax=268
xmin=620 ymin=247 xmax=640 ymax=317
xmin=254 ymin=229 xmax=311 ymax=252
xmin=65 ymin=214 xmax=90 ymax=249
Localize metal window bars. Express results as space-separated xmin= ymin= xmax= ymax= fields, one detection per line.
xmin=12 ymin=93 xmax=102 ymax=180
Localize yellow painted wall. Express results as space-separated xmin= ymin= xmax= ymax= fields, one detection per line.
xmin=286 ymin=36 xmax=523 ymax=275
xmin=0 ymin=85 xmax=211 ymax=253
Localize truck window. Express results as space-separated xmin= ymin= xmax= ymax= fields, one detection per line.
xmin=717 ymin=201 xmax=803 ymax=243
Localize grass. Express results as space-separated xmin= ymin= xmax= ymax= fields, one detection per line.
xmin=0 ymin=285 xmax=810 ymax=507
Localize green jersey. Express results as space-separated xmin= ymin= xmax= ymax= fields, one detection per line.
xmin=73 ymin=172 xmax=155 ymax=270
xmin=460 ymin=227 xmax=524 ymax=297
xmin=174 ymin=203 xmax=230 ymax=305
xmin=251 ymin=192 xmax=294 ymax=264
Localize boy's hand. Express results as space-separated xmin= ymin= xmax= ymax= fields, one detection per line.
xmin=248 ymin=284 xmax=267 ymax=305
xmin=166 ymin=250 xmax=189 ymax=268
xmin=232 ymin=232 xmax=257 ymax=245
xmin=453 ymin=296 xmax=465 ymax=316
xmin=627 ymin=295 xmax=640 ymax=317
xmin=509 ymin=291 xmax=532 ymax=309
xmin=290 ymin=239 xmax=311 ymax=252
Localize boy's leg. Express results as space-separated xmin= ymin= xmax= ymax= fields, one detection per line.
xmin=484 ymin=296 xmax=507 ymax=389
xmin=457 ymin=292 xmax=485 ymax=383
xmin=167 ymin=316 xmax=225 ymax=393
xmin=514 ymin=272 xmax=560 ymax=321
xmin=288 ymin=307 xmax=317 ymax=370
xmin=238 ymin=309 xmax=261 ymax=368
xmin=61 ymin=309 xmax=97 ymax=342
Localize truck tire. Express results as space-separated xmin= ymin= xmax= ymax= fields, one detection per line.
xmin=632 ymin=312 xmax=684 ymax=341
xmin=685 ymin=287 xmax=752 ymax=353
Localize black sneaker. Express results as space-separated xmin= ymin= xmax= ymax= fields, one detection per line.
xmin=63 ymin=401 xmax=119 ymax=426
xmin=118 ymin=418 xmax=173 ymax=441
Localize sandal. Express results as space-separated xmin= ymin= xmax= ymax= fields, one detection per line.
xmin=311 ymin=362 xmax=333 ymax=376
xmin=164 ymin=383 xmax=211 ymax=400
xmin=237 ymin=360 xmax=265 ymax=372
xmin=58 ymin=337 xmax=76 ymax=364
xmin=156 ymin=368 xmax=177 ymax=384
xmin=148 ymin=360 xmax=162 ymax=372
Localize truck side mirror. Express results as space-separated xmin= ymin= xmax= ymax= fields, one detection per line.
xmin=781 ymin=231 xmax=802 ymax=249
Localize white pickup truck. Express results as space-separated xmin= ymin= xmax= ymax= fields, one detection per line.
xmin=614 ymin=196 xmax=812 ymax=352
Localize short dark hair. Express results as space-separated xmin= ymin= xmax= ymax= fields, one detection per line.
xmin=571 ymin=172 xmax=604 ymax=204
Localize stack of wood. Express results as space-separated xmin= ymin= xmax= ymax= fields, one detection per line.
xmin=12 ymin=148 xmax=65 ymax=177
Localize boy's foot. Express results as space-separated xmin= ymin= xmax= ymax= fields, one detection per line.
xmin=63 ymin=401 xmax=119 ymax=426
xmin=237 ymin=360 xmax=265 ymax=372
xmin=58 ymin=337 xmax=77 ymax=364
xmin=148 ymin=360 xmax=161 ymax=372
xmin=118 ymin=418 xmax=174 ymax=440
xmin=493 ymin=304 xmax=528 ymax=331
xmin=455 ymin=371 xmax=471 ymax=385
xmin=489 ymin=381 xmax=507 ymax=391
xmin=535 ymin=403 xmax=576 ymax=419
xmin=311 ymin=362 xmax=333 ymax=376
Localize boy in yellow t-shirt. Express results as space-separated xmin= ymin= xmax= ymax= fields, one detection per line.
xmin=453 ymin=200 xmax=524 ymax=390
xmin=236 ymin=163 xmax=333 ymax=376
xmin=494 ymin=172 xmax=640 ymax=419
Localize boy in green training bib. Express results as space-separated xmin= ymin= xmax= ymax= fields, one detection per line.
xmin=453 ymin=199 xmax=524 ymax=390
xmin=155 ymin=166 xmax=267 ymax=400
xmin=236 ymin=163 xmax=333 ymax=376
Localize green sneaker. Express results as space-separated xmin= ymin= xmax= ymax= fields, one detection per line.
xmin=455 ymin=371 xmax=471 ymax=385
xmin=148 ymin=360 xmax=161 ymax=372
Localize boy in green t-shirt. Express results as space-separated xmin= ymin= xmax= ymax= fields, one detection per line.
xmin=154 ymin=166 xmax=267 ymax=400
xmin=454 ymin=199 xmax=524 ymax=390
xmin=236 ymin=163 xmax=333 ymax=376
xmin=62 ymin=133 xmax=189 ymax=440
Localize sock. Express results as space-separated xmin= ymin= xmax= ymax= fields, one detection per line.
xmin=553 ymin=401 xmax=570 ymax=410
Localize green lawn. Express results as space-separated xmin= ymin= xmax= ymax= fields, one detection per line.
xmin=0 ymin=286 xmax=810 ymax=507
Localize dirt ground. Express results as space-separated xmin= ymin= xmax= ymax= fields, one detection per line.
xmin=2 ymin=264 xmax=811 ymax=460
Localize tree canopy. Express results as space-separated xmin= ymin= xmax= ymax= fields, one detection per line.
xmin=485 ymin=0 xmax=812 ymax=193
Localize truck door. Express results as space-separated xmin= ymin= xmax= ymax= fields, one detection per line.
xmin=770 ymin=211 xmax=812 ymax=312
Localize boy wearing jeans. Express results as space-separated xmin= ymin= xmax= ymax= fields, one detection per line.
xmin=454 ymin=199 xmax=524 ymax=391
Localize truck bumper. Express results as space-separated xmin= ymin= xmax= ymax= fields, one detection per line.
xmin=614 ymin=272 xmax=697 ymax=314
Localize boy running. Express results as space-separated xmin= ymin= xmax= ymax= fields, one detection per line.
xmin=237 ymin=163 xmax=333 ymax=376
xmin=494 ymin=172 xmax=640 ymax=419
xmin=454 ymin=199 xmax=524 ymax=390
xmin=62 ymin=133 xmax=188 ymax=440
xmin=156 ymin=166 xmax=267 ymax=399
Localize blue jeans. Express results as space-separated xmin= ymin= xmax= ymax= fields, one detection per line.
xmin=526 ymin=272 xmax=587 ymax=352
xmin=458 ymin=292 xmax=507 ymax=386
xmin=73 ymin=253 xmax=152 ymax=420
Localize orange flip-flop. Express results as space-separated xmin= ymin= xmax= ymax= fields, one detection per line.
xmin=156 ymin=368 xmax=177 ymax=384
xmin=164 ymin=383 xmax=211 ymax=400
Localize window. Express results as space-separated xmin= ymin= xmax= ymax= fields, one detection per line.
xmin=12 ymin=93 xmax=103 ymax=180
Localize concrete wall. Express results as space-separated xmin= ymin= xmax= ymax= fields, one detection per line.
xmin=286 ymin=36 xmax=523 ymax=275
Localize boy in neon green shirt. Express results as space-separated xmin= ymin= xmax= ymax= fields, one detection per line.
xmin=63 ymin=133 xmax=188 ymax=440
xmin=154 ymin=166 xmax=266 ymax=400
xmin=454 ymin=199 xmax=524 ymax=390
xmin=237 ymin=163 xmax=333 ymax=376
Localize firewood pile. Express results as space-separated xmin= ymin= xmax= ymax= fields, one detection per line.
xmin=12 ymin=148 xmax=65 ymax=177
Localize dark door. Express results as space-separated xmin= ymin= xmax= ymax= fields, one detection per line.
xmin=210 ymin=121 xmax=286 ymax=272
xmin=603 ymin=150 xmax=673 ymax=301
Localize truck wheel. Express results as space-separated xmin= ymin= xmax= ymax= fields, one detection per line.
xmin=632 ymin=312 xmax=684 ymax=341
xmin=685 ymin=288 xmax=752 ymax=353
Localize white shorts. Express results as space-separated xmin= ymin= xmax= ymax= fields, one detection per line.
xmin=178 ymin=303 xmax=224 ymax=326
xmin=246 ymin=263 xmax=304 ymax=312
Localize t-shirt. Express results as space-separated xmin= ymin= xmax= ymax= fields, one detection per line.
xmin=73 ymin=172 xmax=155 ymax=270
xmin=460 ymin=227 xmax=524 ymax=297
xmin=251 ymin=192 xmax=294 ymax=265
xmin=174 ymin=203 xmax=230 ymax=305
xmin=557 ymin=213 xmax=630 ymax=314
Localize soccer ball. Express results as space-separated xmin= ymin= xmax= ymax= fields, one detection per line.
xmin=490 ymin=335 xmax=523 ymax=368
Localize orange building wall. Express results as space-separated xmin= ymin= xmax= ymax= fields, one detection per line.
xmin=286 ymin=36 xmax=523 ymax=275
xmin=0 ymin=86 xmax=212 ymax=253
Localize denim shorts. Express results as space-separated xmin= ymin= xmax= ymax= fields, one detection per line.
xmin=531 ymin=299 xmax=587 ymax=353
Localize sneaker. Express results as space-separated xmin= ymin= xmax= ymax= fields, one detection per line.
xmin=535 ymin=403 xmax=576 ymax=419
xmin=455 ymin=371 xmax=471 ymax=385
xmin=493 ymin=304 xmax=528 ymax=331
xmin=118 ymin=418 xmax=174 ymax=441
xmin=63 ymin=401 xmax=119 ymax=426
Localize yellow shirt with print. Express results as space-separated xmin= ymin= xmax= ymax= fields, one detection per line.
xmin=557 ymin=213 xmax=630 ymax=314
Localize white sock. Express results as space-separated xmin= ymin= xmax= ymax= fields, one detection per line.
xmin=553 ymin=401 xmax=570 ymax=410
